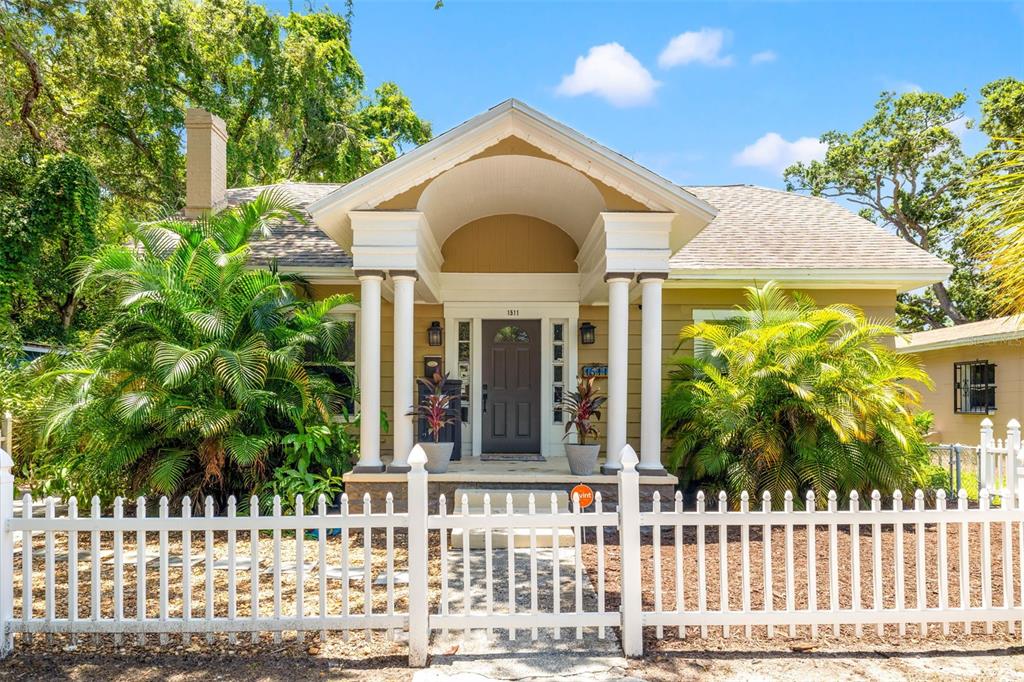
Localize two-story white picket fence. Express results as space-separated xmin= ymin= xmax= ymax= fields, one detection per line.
xmin=1 ymin=433 xmax=1024 ymax=666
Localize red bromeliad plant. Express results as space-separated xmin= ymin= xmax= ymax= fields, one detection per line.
xmin=562 ymin=376 xmax=607 ymax=446
xmin=409 ymin=372 xmax=456 ymax=443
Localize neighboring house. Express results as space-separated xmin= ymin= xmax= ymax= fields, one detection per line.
xmin=182 ymin=101 xmax=950 ymax=502
xmin=896 ymin=316 xmax=1024 ymax=445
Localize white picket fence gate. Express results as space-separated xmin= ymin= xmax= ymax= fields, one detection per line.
xmin=2 ymin=436 xmax=1024 ymax=665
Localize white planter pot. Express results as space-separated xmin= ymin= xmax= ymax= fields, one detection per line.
xmin=564 ymin=443 xmax=600 ymax=476
xmin=420 ymin=441 xmax=455 ymax=474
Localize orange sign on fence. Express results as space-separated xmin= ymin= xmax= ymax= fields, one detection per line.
xmin=570 ymin=483 xmax=594 ymax=509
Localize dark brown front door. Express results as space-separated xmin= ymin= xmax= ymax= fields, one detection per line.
xmin=482 ymin=319 xmax=541 ymax=453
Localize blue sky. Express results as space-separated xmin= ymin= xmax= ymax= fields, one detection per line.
xmin=266 ymin=1 xmax=1023 ymax=188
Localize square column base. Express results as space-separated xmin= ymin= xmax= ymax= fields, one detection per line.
xmin=600 ymin=464 xmax=623 ymax=475
xmin=352 ymin=464 xmax=386 ymax=474
xmin=637 ymin=465 xmax=668 ymax=476
xmin=386 ymin=464 xmax=412 ymax=474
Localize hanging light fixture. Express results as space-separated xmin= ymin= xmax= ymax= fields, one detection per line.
xmin=427 ymin=321 xmax=443 ymax=347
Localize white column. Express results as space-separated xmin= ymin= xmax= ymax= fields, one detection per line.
xmin=354 ymin=272 xmax=384 ymax=472
xmin=602 ymin=275 xmax=631 ymax=474
xmin=388 ymin=273 xmax=416 ymax=473
xmin=638 ymin=275 xmax=666 ymax=474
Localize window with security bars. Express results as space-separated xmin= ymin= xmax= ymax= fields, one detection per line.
xmin=954 ymin=361 xmax=996 ymax=414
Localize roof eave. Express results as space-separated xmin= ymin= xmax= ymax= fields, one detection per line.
xmin=667 ymin=266 xmax=953 ymax=293
xmin=896 ymin=329 xmax=1024 ymax=354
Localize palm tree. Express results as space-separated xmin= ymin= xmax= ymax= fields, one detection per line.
xmin=969 ymin=140 xmax=1024 ymax=313
xmin=36 ymin=191 xmax=355 ymax=504
xmin=662 ymin=283 xmax=933 ymax=506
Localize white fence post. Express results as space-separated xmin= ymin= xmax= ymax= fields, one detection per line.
xmin=979 ymin=417 xmax=994 ymax=492
xmin=0 ymin=447 xmax=13 ymax=658
xmin=1007 ymin=419 xmax=1022 ymax=507
xmin=406 ymin=444 xmax=429 ymax=667
xmin=617 ymin=444 xmax=643 ymax=657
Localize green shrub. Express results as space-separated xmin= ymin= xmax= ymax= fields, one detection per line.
xmin=663 ymin=283 xmax=934 ymax=507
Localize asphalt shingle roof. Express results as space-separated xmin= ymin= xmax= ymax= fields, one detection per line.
xmin=896 ymin=315 xmax=1024 ymax=351
xmin=226 ymin=181 xmax=948 ymax=275
xmin=675 ymin=185 xmax=950 ymax=272
xmin=223 ymin=183 xmax=349 ymax=267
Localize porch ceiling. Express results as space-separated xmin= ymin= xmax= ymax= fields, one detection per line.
xmin=418 ymin=155 xmax=605 ymax=246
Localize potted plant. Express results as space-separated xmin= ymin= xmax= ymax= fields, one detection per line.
xmin=408 ymin=372 xmax=457 ymax=473
xmin=562 ymin=376 xmax=607 ymax=475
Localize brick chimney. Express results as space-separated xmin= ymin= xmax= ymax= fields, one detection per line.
xmin=183 ymin=108 xmax=228 ymax=217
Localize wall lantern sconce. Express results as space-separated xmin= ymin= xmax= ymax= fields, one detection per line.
xmin=427 ymin=321 xmax=443 ymax=347
xmin=579 ymin=322 xmax=596 ymax=345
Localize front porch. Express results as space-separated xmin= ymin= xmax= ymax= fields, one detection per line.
xmin=343 ymin=455 xmax=678 ymax=513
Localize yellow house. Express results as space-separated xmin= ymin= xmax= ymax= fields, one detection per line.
xmin=183 ymin=101 xmax=951 ymax=501
xmin=896 ymin=316 xmax=1024 ymax=445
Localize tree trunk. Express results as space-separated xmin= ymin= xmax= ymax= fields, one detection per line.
xmin=931 ymin=281 xmax=967 ymax=325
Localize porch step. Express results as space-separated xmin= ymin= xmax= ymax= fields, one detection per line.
xmin=449 ymin=488 xmax=574 ymax=549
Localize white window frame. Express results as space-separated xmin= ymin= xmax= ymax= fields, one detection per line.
xmin=328 ymin=303 xmax=360 ymax=421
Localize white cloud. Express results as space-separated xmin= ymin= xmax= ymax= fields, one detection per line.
xmin=896 ymin=81 xmax=923 ymax=94
xmin=658 ymin=28 xmax=734 ymax=68
xmin=750 ymin=50 xmax=777 ymax=65
xmin=555 ymin=43 xmax=660 ymax=107
xmin=733 ymin=132 xmax=827 ymax=173
xmin=945 ymin=117 xmax=972 ymax=137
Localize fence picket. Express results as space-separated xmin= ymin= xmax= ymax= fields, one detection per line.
xmin=385 ymin=493 xmax=396 ymax=640
xmin=361 ymin=493 xmax=370 ymax=642
xmin=652 ymin=491 xmax=663 ymax=640
xmin=550 ymin=492 xmax=560 ymax=640
xmin=697 ymin=491 xmax=707 ymax=639
xmin=484 ymin=494 xmax=493 ymax=638
xmin=272 ymin=495 xmax=282 ymax=644
xmin=572 ymin=492 xmax=582 ymax=641
xmin=784 ymin=491 xmax=795 ymax=638
xmin=181 ymin=497 xmax=192 ymax=647
xmin=506 ymin=494 xmax=516 ymax=642
xmin=1001 ymin=492 xmax=1014 ymax=634
xmin=21 ymin=494 xmax=31 ymax=646
xmin=915 ymin=490 xmax=926 ymax=636
xmin=936 ymin=490 xmax=949 ymax=636
xmin=113 ymin=497 xmax=124 ymax=647
xmin=67 ymin=498 xmax=78 ymax=647
xmin=90 ymin=496 xmax=100 ymax=646
xmin=318 ymin=494 xmax=327 ymax=643
xmin=893 ymin=491 xmax=905 ymax=637
xmin=159 ymin=497 xmax=169 ymax=645
xmin=674 ymin=491 xmax=684 ymax=640
xmin=596 ymin=491 xmax=606 ymax=641
xmin=297 ymin=494 xmax=306 ymax=640
xmin=764 ymin=491 xmax=774 ymax=639
xmin=44 ymin=497 xmax=53 ymax=644
xmin=828 ymin=490 xmax=838 ymax=638
xmin=249 ymin=496 xmax=259 ymax=644
xmin=438 ymin=494 xmax=448 ymax=639
xmin=529 ymin=493 xmax=538 ymax=641
xmin=460 ymin=494 xmax=470 ymax=638
xmin=718 ymin=491 xmax=729 ymax=639
xmin=136 ymin=497 xmax=146 ymax=646
xmin=806 ymin=490 xmax=817 ymax=639
xmin=204 ymin=496 xmax=214 ymax=645
xmin=740 ymin=491 xmax=750 ymax=639
xmin=958 ymin=489 xmax=970 ymax=635
xmin=871 ymin=490 xmax=882 ymax=637
xmin=850 ymin=491 xmax=861 ymax=638
xmin=227 ymin=496 xmax=237 ymax=645
xmin=981 ymin=489 xmax=993 ymax=635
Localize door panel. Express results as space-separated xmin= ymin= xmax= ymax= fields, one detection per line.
xmin=482 ymin=320 xmax=541 ymax=453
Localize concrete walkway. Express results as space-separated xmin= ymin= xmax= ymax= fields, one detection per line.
xmin=420 ymin=546 xmax=637 ymax=681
